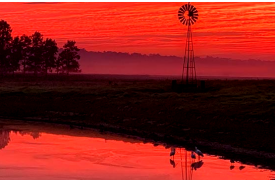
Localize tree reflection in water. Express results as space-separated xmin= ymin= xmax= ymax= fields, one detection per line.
xmin=19 ymin=131 xmax=41 ymax=139
xmin=0 ymin=130 xmax=10 ymax=149
xmin=0 ymin=129 xmax=41 ymax=150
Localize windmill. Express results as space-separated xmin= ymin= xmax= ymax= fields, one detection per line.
xmin=178 ymin=3 xmax=198 ymax=86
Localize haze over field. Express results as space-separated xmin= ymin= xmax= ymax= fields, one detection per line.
xmin=79 ymin=49 xmax=275 ymax=78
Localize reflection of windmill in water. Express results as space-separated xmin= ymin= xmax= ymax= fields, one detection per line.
xmin=178 ymin=2 xmax=198 ymax=86
xmin=0 ymin=130 xmax=10 ymax=149
xmin=179 ymin=148 xmax=204 ymax=180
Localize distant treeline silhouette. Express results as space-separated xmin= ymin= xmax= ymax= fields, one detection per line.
xmin=78 ymin=50 xmax=275 ymax=77
xmin=0 ymin=20 xmax=80 ymax=76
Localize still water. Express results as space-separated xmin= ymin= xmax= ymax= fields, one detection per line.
xmin=0 ymin=124 xmax=274 ymax=180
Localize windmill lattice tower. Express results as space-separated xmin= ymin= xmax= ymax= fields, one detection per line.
xmin=178 ymin=3 xmax=198 ymax=85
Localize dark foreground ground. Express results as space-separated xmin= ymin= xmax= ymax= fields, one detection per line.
xmin=1 ymin=74 xmax=275 ymax=168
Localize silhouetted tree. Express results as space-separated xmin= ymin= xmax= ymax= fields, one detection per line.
xmin=26 ymin=31 xmax=44 ymax=75
xmin=57 ymin=40 xmax=80 ymax=75
xmin=0 ymin=20 xmax=12 ymax=75
xmin=0 ymin=20 xmax=82 ymax=76
xmin=8 ymin=36 xmax=22 ymax=75
xmin=42 ymin=38 xmax=58 ymax=75
xmin=56 ymin=54 xmax=61 ymax=74
xmin=19 ymin=34 xmax=31 ymax=74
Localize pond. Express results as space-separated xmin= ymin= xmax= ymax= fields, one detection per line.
xmin=0 ymin=122 xmax=273 ymax=180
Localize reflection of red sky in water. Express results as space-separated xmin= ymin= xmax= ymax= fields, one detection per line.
xmin=0 ymin=132 xmax=271 ymax=180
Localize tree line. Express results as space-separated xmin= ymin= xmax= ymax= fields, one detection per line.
xmin=0 ymin=20 xmax=80 ymax=76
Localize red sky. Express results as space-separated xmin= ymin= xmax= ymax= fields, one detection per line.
xmin=1 ymin=2 xmax=275 ymax=60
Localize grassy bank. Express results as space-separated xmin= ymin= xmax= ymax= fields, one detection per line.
xmin=0 ymin=74 xmax=275 ymax=165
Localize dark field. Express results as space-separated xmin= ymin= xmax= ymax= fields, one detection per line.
xmin=1 ymin=74 xmax=275 ymax=166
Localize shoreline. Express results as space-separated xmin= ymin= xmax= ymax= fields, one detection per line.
xmin=2 ymin=116 xmax=275 ymax=171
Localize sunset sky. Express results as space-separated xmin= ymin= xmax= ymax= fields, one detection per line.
xmin=1 ymin=2 xmax=275 ymax=61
